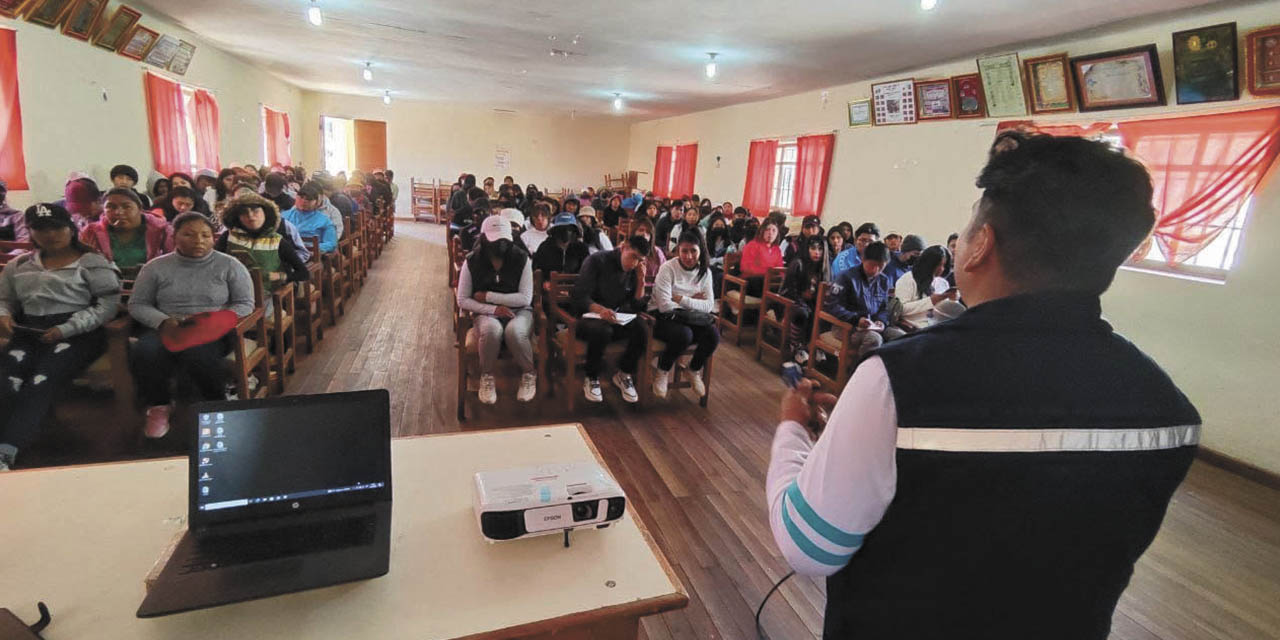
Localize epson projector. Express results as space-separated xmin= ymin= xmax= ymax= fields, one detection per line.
xmin=473 ymin=462 xmax=627 ymax=542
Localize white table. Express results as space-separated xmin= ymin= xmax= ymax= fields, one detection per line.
xmin=0 ymin=424 xmax=687 ymax=639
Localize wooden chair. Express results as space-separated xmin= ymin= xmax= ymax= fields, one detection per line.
xmin=339 ymin=234 xmax=361 ymax=296
xmin=544 ymin=272 xmax=647 ymax=412
xmin=309 ymin=237 xmax=346 ymax=326
xmin=226 ymin=268 xmax=274 ymax=400
xmin=0 ymin=240 xmax=33 ymax=265
xmin=806 ymin=282 xmax=859 ymax=393
xmin=756 ymin=267 xmax=795 ymax=363
xmin=293 ymin=252 xmax=325 ymax=354
xmin=604 ymin=173 xmax=627 ymax=192
xmin=454 ymin=273 xmax=547 ymax=421
xmin=717 ymin=252 xmax=765 ymax=346
xmin=447 ymin=235 xmax=470 ymax=335
xmin=227 ymin=251 xmax=298 ymax=395
xmin=639 ymin=312 xmax=714 ymax=407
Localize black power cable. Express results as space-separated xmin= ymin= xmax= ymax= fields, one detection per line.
xmin=754 ymin=570 xmax=795 ymax=640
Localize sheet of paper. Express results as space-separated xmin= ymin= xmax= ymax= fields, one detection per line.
xmin=583 ymin=312 xmax=636 ymax=325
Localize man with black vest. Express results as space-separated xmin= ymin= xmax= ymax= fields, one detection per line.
xmin=767 ymin=131 xmax=1201 ymax=639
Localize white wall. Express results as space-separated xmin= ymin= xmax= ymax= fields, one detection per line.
xmin=626 ymin=2 xmax=1280 ymax=473
xmin=298 ymin=92 xmax=633 ymax=213
xmin=2 ymin=13 xmax=304 ymax=209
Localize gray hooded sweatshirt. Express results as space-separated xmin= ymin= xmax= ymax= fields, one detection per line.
xmin=0 ymin=251 xmax=122 ymax=337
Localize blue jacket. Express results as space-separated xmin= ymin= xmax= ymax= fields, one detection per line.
xmin=824 ymin=264 xmax=889 ymax=326
xmin=281 ymin=207 xmax=337 ymax=253
xmin=830 ymin=246 xmax=861 ymax=279
xmin=883 ymin=252 xmax=910 ymax=288
xmin=621 ymin=194 xmax=643 ymax=210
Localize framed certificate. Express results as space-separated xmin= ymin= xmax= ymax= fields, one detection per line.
xmin=144 ymin=34 xmax=181 ymax=68
xmin=1245 ymin=25 xmax=1280 ymax=97
xmin=1071 ymin=45 xmax=1167 ymax=111
xmin=92 ymin=5 xmax=140 ymax=52
xmin=118 ymin=24 xmax=158 ymax=60
xmin=1173 ymin=23 xmax=1239 ymax=104
xmin=0 ymin=0 xmax=34 ymax=19
xmin=1023 ymin=53 xmax=1076 ymax=114
xmin=915 ymin=79 xmax=954 ymax=120
xmin=847 ymin=99 xmax=871 ymax=128
xmin=22 ymin=0 xmax=74 ymax=27
xmin=168 ymin=40 xmax=197 ymax=76
xmin=977 ymin=53 xmax=1027 ymax=117
xmin=871 ymin=79 xmax=916 ymax=126
xmin=952 ymin=73 xmax=987 ymax=119
xmin=60 ymin=0 xmax=107 ymax=41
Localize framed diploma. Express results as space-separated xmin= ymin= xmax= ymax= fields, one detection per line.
xmin=0 ymin=0 xmax=34 ymax=19
xmin=847 ymin=99 xmax=871 ymax=128
xmin=1173 ymin=23 xmax=1239 ymax=104
xmin=1245 ymin=25 xmax=1280 ymax=97
xmin=1071 ymin=45 xmax=1167 ymax=111
xmin=977 ymin=53 xmax=1027 ymax=117
xmin=952 ymin=73 xmax=987 ymax=119
xmin=118 ymin=24 xmax=158 ymax=60
xmin=871 ymin=79 xmax=916 ymax=126
xmin=915 ymin=79 xmax=954 ymax=120
xmin=92 ymin=5 xmax=140 ymax=52
xmin=60 ymin=0 xmax=107 ymax=41
xmin=1023 ymin=53 xmax=1077 ymax=114
xmin=168 ymin=40 xmax=197 ymax=75
xmin=144 ymin=34 xmax=181 ymax=68
xmin=22 ymin=0 xmax=74 ymax=27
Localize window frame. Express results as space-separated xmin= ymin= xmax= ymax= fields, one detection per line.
xmin=770 ymin=140 xmax=798 ymax=214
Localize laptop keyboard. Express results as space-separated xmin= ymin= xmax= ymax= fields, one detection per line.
xmin=180 ymin=515 xmax=377 ymax=574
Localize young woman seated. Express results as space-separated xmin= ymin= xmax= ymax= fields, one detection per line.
xmin=456 ymin=216 xmax=537 ymax=405
xmin=778 ymin=235 xmax=827 ymax=364
xmin=630 ymin=217 xmax=666 ymax=287
xmin=0 ymin=204 xmax=121 ymax=471
xmin=577 ymin=206 xmax=614 ymax=254
xmin=739 ymin=219 xmax=784 ymax=297
xmin=128 ymin=213 xmax=255 ymax=439
xmin=667 ymin=203 xmax=705 ymax=254
xmin=894 ymin=245 xmax=959 ymax=331
xmin=601 ymin=195 xmax=627 ymax=229
xmin=153 ymin=186 xmax=200 ymax=223
xmin=648 ymin=230 xmax=719 ymax=399
xmin=215 ymin=193 xmax=309 ymax=304
xmin=826 ymin=227 xmax=845 ymax=269
xmin=704 ymin=214 xmax=731 ymax=295
xmin=532 ymin=213 xmax=590 ymax=288
xmin=80 ymin=188 xmax=174 ymax=277
xmin=521 ymin=203 xmax=552 ymax=255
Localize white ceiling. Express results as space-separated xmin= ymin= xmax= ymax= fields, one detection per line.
xmin=137 ymin=0 xmax=1234 ymax=119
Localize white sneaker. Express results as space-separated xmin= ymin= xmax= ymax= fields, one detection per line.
xmin=478 ymin=374 xmax=497 ymax=405
xmin=688 ymin=368 xmax=706 ymax=397
xmin=794 ymin=349 xmax=809 ymax=366
xmin=612 ymin=371 xmax=639 ymax=403
xmin=653 ymin=367 xmax=671 ymax=399
xmin=583 ymin=377 xmax=603 ymax=403
xmin=517 ymin=372 xmax=537 ymax=402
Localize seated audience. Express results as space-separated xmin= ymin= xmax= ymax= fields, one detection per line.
xmin=577 ymin=206 xmax=614 ymax=254
xmin=282 ymin=182 xmax=338 ymax=254
xmin=63 ymin=178 xmax=103 ymax=229
xmin=894 ymin=245 xmax=958 ymax=330
xmin=884 ymin=233 xmax=903 ymax=252
xmin=740 ymin=220 xmax=785 ymax=297
xmin=148 ymin=174 xmax=171 ymax=203
xmin=521 ymin=203 xmax=552 ymax=254
xmin=571 ymin=235 xmax=650 ymax=404
xmin=780 ymin=235 xmax=828 ymax=364
xmin=167 ymin=172 xmax=213 ymax=216
xmin=195 ymin=169 xmax=219 ymax=211
xmin=456 ymin=216 xmax=537 ymax=405
xmin=601 ymin=195 xmax=627 ymax=229
xmin=655 ymin=200 xmax=682 ymax=249
xmin=262 ymin=172 xmax=296 ymax=214
xmin=648 ymin=230 xmax=718 ymax=399
xmin=0 ymin=179 xmax=26 ymax=242
xmin=945 ymin=232 xmax=960 ymax=286
xmin=826 ymin=227 xmax=845 ymax=264
xmin=215 ymin=194 xmax=309 ymax=298
xmin=667 ymin=203 xmax=705 ymax=253
xmin=824 ymin=240 xmax=904 ymax=357
xmin=128 ymin=213 xmax=255 ymax=438
xmin=311 ymin=177 xmax=346 ymax=239
xmin=80 ymin=188 xmax=174 ymax=275
xmin=783 ymin=215 xmax=823 ymax=265
xmin=704 ymin=214 xmax=731 ymax=294
xmin=830 ymin=222 xmax=880 ymax=278
xmin=0 ymin=204 xmax=121 ymax=471
xmin=630 ymin=217 xmax=665 ymax=287
xmin=212 ymin=168 xmax=238 ymax=215
xmin=110 ymin=164 xmax=152 ymax=209
xmin=532 ymin=213 xmax=589 ymax=284
xmin=884 ymin=233 xmax=924 ymax=287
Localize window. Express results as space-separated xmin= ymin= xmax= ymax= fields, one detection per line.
xmin=321 ymin=116 xmax=354 ymax=175
xmin=770 ymin=142 xmax=797 ymax=212
xmin=665 ymin=146 xmax=678 ymax=193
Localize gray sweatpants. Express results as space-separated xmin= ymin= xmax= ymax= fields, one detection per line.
xmin=853 ymin=326 xmax=906 ymax=357
xmin=475 ymin=309 xmax=535 ymax=374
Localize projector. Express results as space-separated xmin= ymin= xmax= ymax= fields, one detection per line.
xmin=473 ymin=462 xmax=627 ymax=542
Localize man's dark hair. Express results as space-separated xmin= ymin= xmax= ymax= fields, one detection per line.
xmin=624 ymin=234 xmax=652 ymax=257
xmin=264 ymin=173 xmax=287 ymax=192
xmin=463 ymin=174 xmax=476 ymax=189
xmin=110 ymin=164 xmax=139 ymax=183
xmin=467 ymin=187 xmax=487 ymax=201
xmin=974 ymin=131 xmax=1154 ymax=295
xmin=862 ymin=241 xmax=890 ymax=263
xmin=384 ymin=170 xmax=394 ymax=180
xmin=855 ymin=222 xmax=880 ymax=238
xmin=947 ymin=232 xmax=959 ymax=244
xmin=298 ymin=181 xmax=324 ymax=201
xmin=168 ymin=186 xmax=197 ymax=201
xmin=533 ymin=202 xmax=552 ymax=218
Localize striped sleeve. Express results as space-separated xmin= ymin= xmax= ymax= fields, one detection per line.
xmin=766 ymin=357 xmax=899 ymax=576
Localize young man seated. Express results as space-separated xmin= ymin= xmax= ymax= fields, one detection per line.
xmin=830 ymin=222 xmax=880 ymax=278
xmin=824 ymin=241 xmax=904 ymax=358
xmin=571 ymin=235 xmax=650 ymax=404
xmin=281 ymin=182 xmax=338 ymax=254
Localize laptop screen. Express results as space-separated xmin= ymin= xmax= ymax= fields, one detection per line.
xmin=189 ymin=390 xmax=391 ymax=525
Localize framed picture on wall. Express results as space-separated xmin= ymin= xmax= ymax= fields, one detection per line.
xmin=92 ymin=5 xmax=141 ymax=52
xmin=167 ymin=40 xmax=197 ymax=75
xmin=1245 ymin=24 xmax=1280 ymax=96
xmin=22 ymin=0 xmax=75 ymax=27
xmin=0 ymin=0 xmax=34 ymax=19
xmin=60 ymin=0 xmax=108 ymax=41
xmin=871 ymin=78 xmax=916 ymax=125
xmin=1071 ymin=44 xmax=1166 ymax=111
xmin=143 ymin=34 xmax=181 ymax=68
xmin=977 ymin=53 xmax=1027 ymax=117
xmin=1023 ymin=53 xmax=1077 ymax=113
xmin=847 ymin=99 xmax=872 ymax=127
xmin=1173 ymin=23 xmax=1239 ymax=104
xmin=915 ymin=79 xmax=954 ymax=120
xmin=952 ymin=73 xmax=987 ymax=118
xmin=117 ymin=24 xmax=158 ymax=60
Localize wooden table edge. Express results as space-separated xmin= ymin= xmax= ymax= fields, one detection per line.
xmin=453 ymin=592 xmax=690 ymax=640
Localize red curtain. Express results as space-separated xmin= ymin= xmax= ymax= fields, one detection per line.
xmin=144 ymin=72 xmax=191 ymax=176
xmin=191 ymin=88 xmax=220 ymax=172
xmin=671 ymin=143 xmax=698 ymax=199
xmin=653 ymin=146 xmax=674 ymax=198
xmin=263 ymin=106 xmax=291 ymax=167
xmin=996 ymin=120 xmax=1114 ymax=138
xmin=792 ymin=134 xmax=835 ymax=217
xmin=1118 ymin=107 xmax=1280 ymax=265
xmin=741 ymin=139 xmax=778 ymax=216
xmin=0 ymin=29 xmax=29 ymax=190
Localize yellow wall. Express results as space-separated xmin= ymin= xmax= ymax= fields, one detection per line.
xmin=2 ymin=14 xmax=303 ymax=209
xmin=298 ymin=92 xmax=632 ymax=213
xmin=626 ymin=2 xmax=1280 ymax=473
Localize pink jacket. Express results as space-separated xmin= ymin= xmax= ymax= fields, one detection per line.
xmin=740 ymin=239 xmax=783 ymax=278
xmin=80 ymin=214 xmax=174 ymax=264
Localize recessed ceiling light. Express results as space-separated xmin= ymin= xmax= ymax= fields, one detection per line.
xmin=612 ymin=93 xmax=623 ymax=111
xmin=307 ymin=1 xmax=322 ymax=26
xmin=363 ymin=62 xmax=373 ymax=82
xmin=383 ymin=90 xmax=392 ymax=105
xmin=921 ymin=0 xmax=938 ymax=10
xmin=705 ymin=53 xmax=718 ymax=79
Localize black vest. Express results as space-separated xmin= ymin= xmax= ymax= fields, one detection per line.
xmin=824 ymin=292 xmax=1200 ymax=640
xmin=466 ymin=247 xmax=528 ymax=295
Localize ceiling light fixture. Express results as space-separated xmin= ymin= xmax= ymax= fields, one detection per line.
xmin=363 ymin=62 xmax=373 ymax=82
xmin=383 ymin=90 xmax=392 ymax=105
xmin=307 ymin=1 xmax=323 ymax=26
xmin=705 ymin=53 xmax=718 ymax=79
xmin=612 ymin=93 xmax=623 ymax=111
xmin=920 ymin=0 xmax=938 ymax=10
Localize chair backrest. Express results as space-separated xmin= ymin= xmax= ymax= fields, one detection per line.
xmin=307 ymin=236 xmax=322 ymax=263
xmin=724 ymin=251 xmax=742 ymax=277
xmin=765 ymin=266 xmax=787 ymax=294
xmin=546 ymin=272 xmax=577 ymax=312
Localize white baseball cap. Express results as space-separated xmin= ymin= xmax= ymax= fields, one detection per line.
xmin=501 ymin=208 xmax=525 ymax=230
xmin=481 ymin=214 xmax=513 ymax=242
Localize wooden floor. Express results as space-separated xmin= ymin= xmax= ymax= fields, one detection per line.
xmin=279 ymin=222 xmax=1278 ymax=639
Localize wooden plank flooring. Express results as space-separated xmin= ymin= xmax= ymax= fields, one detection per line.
xmin=287 ymin=222 xmax=1280 ymax=639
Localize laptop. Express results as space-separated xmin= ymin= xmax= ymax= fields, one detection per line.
xmin=137 ymin=390 xmax=393 ymax=618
